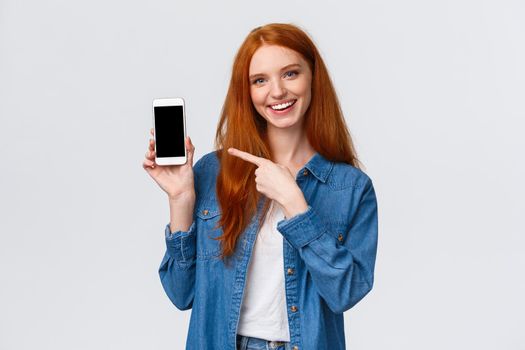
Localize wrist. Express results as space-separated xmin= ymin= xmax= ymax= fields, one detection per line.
xmin=168 ymin=191 xmax=196 ymax=203
xmin=281 ymin=191 xmax=308 ymax=219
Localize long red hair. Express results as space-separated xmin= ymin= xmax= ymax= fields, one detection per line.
xmin=214 ymin=23 xmax=361 ymax=258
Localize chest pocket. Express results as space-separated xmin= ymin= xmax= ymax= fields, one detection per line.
xmin=195 ymin=200 xmax=223 ymax=260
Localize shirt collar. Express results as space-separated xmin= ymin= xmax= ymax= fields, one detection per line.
xmin=302 ymin=152 xmax=334 ymax=183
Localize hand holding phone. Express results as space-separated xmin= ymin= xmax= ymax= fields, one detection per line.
xmin=143 ymin=98 xmax=196 ymax=200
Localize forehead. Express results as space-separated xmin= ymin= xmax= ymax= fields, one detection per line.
xmin=249 ymin=45 xmax=305 ymax=73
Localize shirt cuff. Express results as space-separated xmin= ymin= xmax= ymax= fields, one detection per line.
xmin=276 ymin=205 xmax=326 ymax=249
xmin=164 ymin=221 xmax=196 ymax=262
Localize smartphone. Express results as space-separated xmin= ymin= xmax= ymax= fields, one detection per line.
xmin=152 ymin=97 xmax=187 ymax=165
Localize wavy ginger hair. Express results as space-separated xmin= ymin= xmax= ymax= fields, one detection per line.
xmin=214 ymin=23 xmax=361 ymax=259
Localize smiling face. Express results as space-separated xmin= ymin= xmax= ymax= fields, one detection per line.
xmin=249 ymin=44 xmax=313 ymax=131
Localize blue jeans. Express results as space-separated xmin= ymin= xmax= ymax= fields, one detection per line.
xmin=236 ymin=334 xmax=291 ymax=350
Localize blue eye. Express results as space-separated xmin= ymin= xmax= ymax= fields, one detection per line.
xmin=252 ymin=71 xmax=299 ymax=85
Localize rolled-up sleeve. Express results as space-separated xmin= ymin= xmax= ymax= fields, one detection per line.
xmin=159 ymin=222 xmax=197 ymax=310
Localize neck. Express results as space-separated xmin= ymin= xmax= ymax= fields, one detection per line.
xmin=266 ymin=123 xmax=316 ymax=167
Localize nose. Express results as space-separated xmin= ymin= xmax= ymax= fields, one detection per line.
xmin=270 ymin=79 xmax=287 ymax=100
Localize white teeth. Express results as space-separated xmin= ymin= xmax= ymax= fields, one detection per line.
xmin=270 ymin=100 xmax=295 ymax=110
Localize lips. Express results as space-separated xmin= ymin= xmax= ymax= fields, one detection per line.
xmin=268 ymin=99 xmax=297 ymax=110
xmin=267 ymin=99 xmax=297 ymax=115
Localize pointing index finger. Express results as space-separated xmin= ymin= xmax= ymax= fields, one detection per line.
xmin=228 ymin=148 xmax=265 ymax=167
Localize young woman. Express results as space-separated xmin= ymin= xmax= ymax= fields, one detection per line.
xmin=143 ymin=23 xmax=378 ymax=350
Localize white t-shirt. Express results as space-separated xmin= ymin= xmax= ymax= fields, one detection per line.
xmin=237 ymin=200 xmax=291 ymax=342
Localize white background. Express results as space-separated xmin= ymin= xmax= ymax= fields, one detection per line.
xmin=1 ymin=0 xmax=524 ymax=349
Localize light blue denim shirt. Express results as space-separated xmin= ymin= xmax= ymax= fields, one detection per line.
xmin=159 ymin=151 xmax=378 ymax=350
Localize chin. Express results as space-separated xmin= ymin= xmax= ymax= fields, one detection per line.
xmin=267 ymin=117 xmax=302 ymax=130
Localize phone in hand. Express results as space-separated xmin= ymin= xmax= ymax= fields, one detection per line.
xmin=152 ymin=97 xmax=187 ymax=165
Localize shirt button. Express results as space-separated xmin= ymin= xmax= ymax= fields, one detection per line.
xmin=302 ymin=169 xmax=308 ymax=176
xmin=337 ymin=233 xmax=343 ymax=242
xmin=202 ymin=209 xmax=209 ymax=215
xmin=290 ymin=305 xmax=298 ymax=312
xmin=292 ymin=346 xmax=299 ymax=350
xmin=287 ymin=268 xmax=294 ymax=275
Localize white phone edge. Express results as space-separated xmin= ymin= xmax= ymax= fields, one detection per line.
xmin=152 ymin=97 xmax=188 ymax=166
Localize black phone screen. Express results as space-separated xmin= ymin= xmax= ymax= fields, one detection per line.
xmin=154 ymin=105 xmax=185 ymax=157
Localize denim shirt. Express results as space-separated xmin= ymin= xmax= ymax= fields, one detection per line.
xmin=159 ymin=151 xmax=378 ymax=350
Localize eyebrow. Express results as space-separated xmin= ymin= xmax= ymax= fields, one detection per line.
xmin=249 ymin=63 xmax=302 ymax=80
